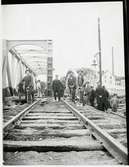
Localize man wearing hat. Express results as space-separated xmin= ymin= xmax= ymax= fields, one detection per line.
xmin=52 ymin=75 xmax=63 ymax=101
xmin=95 ymin=84 xmax=105 ymax=111
xmin=77 ymin=70 xmax=85 ymax=105
xmin=67 ymin=71 xmax=77 ymax=103
xmin=22 ymin=69 xmax=34 ymax=103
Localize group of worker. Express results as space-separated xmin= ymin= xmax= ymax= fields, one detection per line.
xmin=17 ymin=69 xmax=119 ymax=112
xmin=52 ymin=70 xmax=119 ymax=112
xmin=66 ymin=70 xmax=110 ymax=111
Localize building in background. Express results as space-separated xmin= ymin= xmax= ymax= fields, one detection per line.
xmin=102 ymin=70 xmax=115 ymax=89
xmin=115 ymin=76 xmax=125 ymax=87
xmin=76 ymin=67 xmax=125 ymax=96
xmin=102 ymin=71 xmax=125 ymax=96
xmin=76 ymin=67 xmax=98 ymax=88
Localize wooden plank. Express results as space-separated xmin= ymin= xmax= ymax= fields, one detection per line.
xmin=92 ymin=120 xmax=109 ymax=124
xmin=29 ymin=110 xmax=70 ymax=113
xmin=97 ymin=123 xmax=126 ymax=129
xmin=106 ymin=129 xmax=126 ymax=134
xmin=21 ymin=120 xmax=80 ymax=124
xmin=4 ymin=138 xmax=104 ymax=152
xmin=5 ymin=129 xmax=91 ymax=138
xmin=20 ymin=121 xmax=80 ymax=126
xmin=83 ymin=113 xmax=105 ymax=117
xmin=19 ymin=123 xmax=84 ymax=129
xmin=27 ymin=113 xmax=73 ymax=117
xmin=86 ymin=116 xmax=105 ymax=120
xmin=110 ymin=111 xmax=126 ymax=119
xmin=22 ymin=116 xmax=78 ymax=120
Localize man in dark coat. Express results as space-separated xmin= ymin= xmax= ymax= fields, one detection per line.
xmin=77 ymin=70 xmax=84 ymax=104
xmin=95 ymin=84 xmax=105 ymax=111
xmin=84 ymin=82 xmax=91 ymax=105
xmin=22 ymin=69 xmax=34 ymax=103
xmin=67 ymin=72 xmax=76 ymax=103
xmin=17 ymin=80 xmax=25 ymax=103
xmin=52 ymin=75 xmax=63 ymax=101
xmin=89 ymin=86 xmax=96 ymax=107
xmin=102 ymin=86 xmax=110 ymax=112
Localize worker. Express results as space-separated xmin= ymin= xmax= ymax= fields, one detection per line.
xmin=22 ymin=69 xmax=34 ymax=103
xmin=60 ymin=78 xmax=66 ymax=98
xmin=84 ymin=82 xmax=91 ymax=105
xmin=89 ymin=86 xmax=96 ymax=107
xmin=110 ymin=94 xmax=119 ymax=112
xmin=17 ymin=80 xmax=25 ymax=104
xmin=77 ymin=70 xmax=85 ymax=105
xmin=52 ymin=75 xmax=63 ymax=101
xmin=37 ymin=80 xmax=41 ymax=97
xmin=95 ymin=84 xmax=105 ymax=111
xmin=67 ymin=71 xmax=76 ymax=103
xmin=40 ymin=81 xmax=46 ymax=97
xmin=102 ymin=86 xmax=110 ymax=112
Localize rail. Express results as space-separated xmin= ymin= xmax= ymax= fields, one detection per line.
xmin=110 ymin=111 xmax=126 ymax=119
xmin=62 ymin=99 xmax=128 ymax=164
xmin=3 ymin=99 xmax=41 ymax=131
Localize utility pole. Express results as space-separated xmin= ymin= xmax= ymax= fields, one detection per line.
xmin=112 ymin=46 xmax=114 ymax=76
xmin=98 ymin=17 xmax=102 ymax=86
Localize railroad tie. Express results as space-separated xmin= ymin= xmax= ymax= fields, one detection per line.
xmin=4 ymin=137 xmax=104 ymax=152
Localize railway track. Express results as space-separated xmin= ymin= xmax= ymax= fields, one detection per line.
xmin=113 ymin=103 xmax=126 ymax=117
xmin=3 ymin=98 xmax=128 ymax=165
xmin=67 ymin=99 xmax=127 ymax=147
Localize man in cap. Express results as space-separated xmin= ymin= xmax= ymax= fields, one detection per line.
xmin=22 ymin=69 xmax=34 ymax=103
xmin=40 ymin=81 xmax=46 ymax=97
xmin=95 ymin=84 xmax=105 ymax=111
xmin=89 ymin=86 xmax=96 ymax=107
xmin=77 ymin=70 xmax=85 ymax=105
xmin=110 ymin=93 xmax=119 ymax=112
xmin=67 ymin=71 xmax=77 ymax=103
xmin=102 ymin=86 xmax=110 ymax=112
xmin=37 ymin=80 xmax=41 ymax=98
xmin=52 ymin=75 xmax=63 ymax=101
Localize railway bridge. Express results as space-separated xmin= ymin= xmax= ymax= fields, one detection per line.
xmin=2 ymin=39 xmax=53 ymax=98
xmin=2 ymin=40 xmax=128 ymax=165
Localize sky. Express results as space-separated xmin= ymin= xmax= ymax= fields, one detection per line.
xmin=2 ymin=2 xmax=125 ymax=78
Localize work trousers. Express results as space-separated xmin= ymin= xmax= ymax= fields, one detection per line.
xmin=69 ymin=87 xmax=76 ymax=102
xmin=37 ymin=88 xmax=41 ymax=97
xmin=78 ymin=87 xmax=84 ymax=104
xmin=97 ymin=96 xmax=104 ymax=111
xmin=25 ymin=87 xmax=34 ymax=103
xmin=53 ymin=90 xmax=61 ymax=101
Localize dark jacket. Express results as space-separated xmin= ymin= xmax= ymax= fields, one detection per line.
xmin=102 ymin=89 xmax=110 ymax=107
xmin=95 ymin=86 xmax=105 ymax=98
xmin=18 ymin=81 xmax=24 ymax=93
xmin=22 ymin=75 xmax=33 ymax=88
xmin=52 ymin=79 xmax=63 ymax=91
xmin=103 ymin=89 xmax=109 ymax=99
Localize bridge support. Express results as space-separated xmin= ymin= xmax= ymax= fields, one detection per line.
xmin=2 ymin=39 xmax=53 ymax=97
xmin=47 ymin=56 xmax=53 ymax=96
